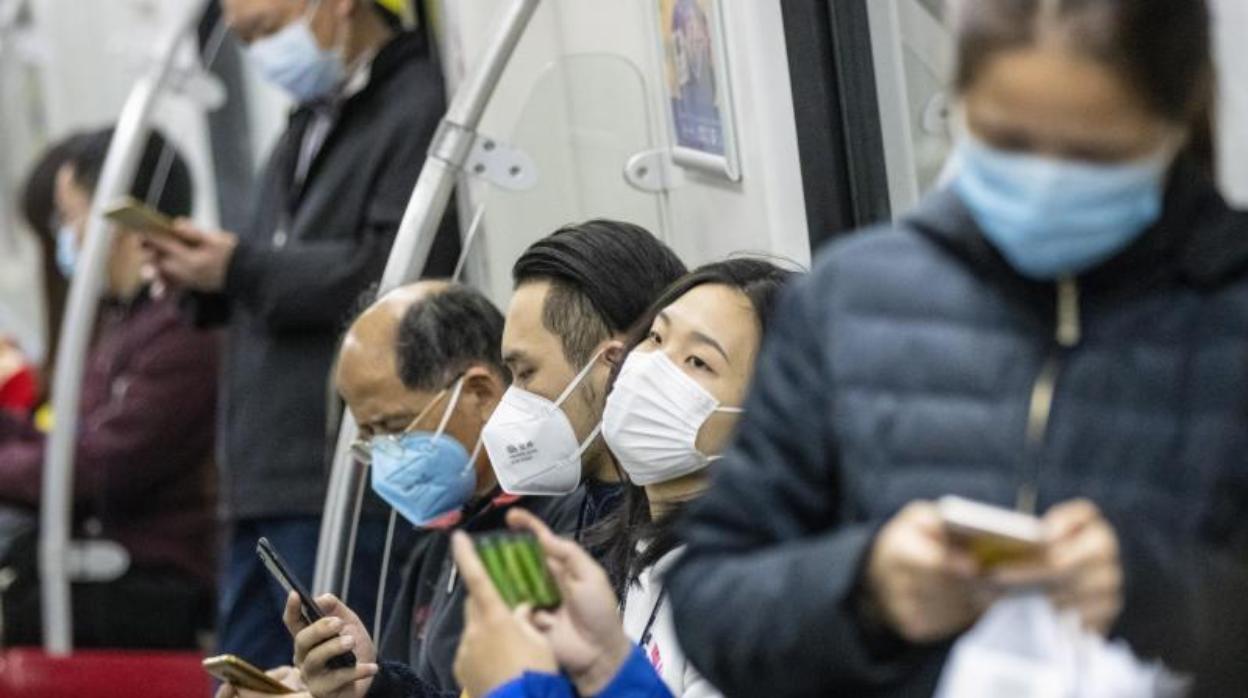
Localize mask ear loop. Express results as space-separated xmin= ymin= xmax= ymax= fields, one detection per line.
xmin=700 ymin=405 xmax=746 ymax=464
xmin=552 ymin=348 xmax=607 ymax=456
xmin=372 ymin=376 xmax=466 ymax=639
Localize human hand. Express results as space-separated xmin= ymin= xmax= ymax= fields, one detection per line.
xmin=285 ymin=593 xmax=377 ymax=698
xmin=989 ymin=499 xmax=1123 ymax=634
xmin=213 ymin=665 xmax=308 ymax=698
xmin=864 ymin=501 xmax=994 ymax=643
xmin=145 ymin=219 xmax=237 ymax=292
xmin=451 ymin=530 xmax=558 ymax=698
xmin=505 ymin=508 xmax=633 ymax=696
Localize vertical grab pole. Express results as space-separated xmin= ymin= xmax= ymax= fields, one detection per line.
xmin=312 ymin=0 xmax=542 ymax=596
xmin=39 ymin=0 xmax=209 ymax=655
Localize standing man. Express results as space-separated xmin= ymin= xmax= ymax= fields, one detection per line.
xmin=148 ymin=0 xmax=459 ymax=669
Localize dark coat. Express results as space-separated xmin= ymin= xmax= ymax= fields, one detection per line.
xmin=0 ymin=291 xmax=218 ymax=587
xmin=666 ymin=162 xmax=1248 ymax=697
xmin=193 ymin=31 xmax=460 ymax=520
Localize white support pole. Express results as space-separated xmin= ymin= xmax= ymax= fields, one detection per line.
xmin=312 ymin=0 xmax=542 ymax=596
xmin=38 ymin=0 xmax=209 ymax=655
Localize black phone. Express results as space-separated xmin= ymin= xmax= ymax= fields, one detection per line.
xmin=256 ymin=537 xmax=357 ymax=671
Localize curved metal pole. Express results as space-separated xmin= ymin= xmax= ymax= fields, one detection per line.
xmin=39 ymin=0 xmax=209 ymax=655
xmin=312 ymin=0 xmax=542 ymax=596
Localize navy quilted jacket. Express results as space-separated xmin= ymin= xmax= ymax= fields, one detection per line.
xmin=667 ymin=161 xmax=1248 ymax=697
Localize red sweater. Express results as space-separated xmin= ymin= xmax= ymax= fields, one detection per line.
xmin=0 ymin=291 xmax=218 ymax=588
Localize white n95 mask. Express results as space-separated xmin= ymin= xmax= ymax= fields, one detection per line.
xmin=602 ymin=350 xmax=743 ymax=486
xmin=482 ymin=352 xmax=604 ymax=496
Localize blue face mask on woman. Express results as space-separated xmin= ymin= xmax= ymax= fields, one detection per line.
xmin=953 ymin=135 xmax=1173 ymax=280
xmin=55 ymin=225 xmax=78 ymax=279
xmin=368 ymin=378 xmax=481 ymax=527
xmin=246 ymin=9 xmax=344 ymax=103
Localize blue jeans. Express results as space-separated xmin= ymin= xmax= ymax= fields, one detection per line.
xmin=216 ymin=516 xmax=412 ymax=671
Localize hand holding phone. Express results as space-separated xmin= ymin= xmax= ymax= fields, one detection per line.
xmin=203 ymin=655 xmax=295 ymax=694
xmin=257 ymin=537 xmax=357 ymax=671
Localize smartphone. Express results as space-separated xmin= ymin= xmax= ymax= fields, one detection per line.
xmin=938 ymin=496 xmax=1045 ymax=567
xmin=103 ymin=196 xmax=183 ymax=240
xmin=202 ymin=654 xmax=294 ymax=694
xmin=256 ymin=537 xmax=357 ymax=671
xmin=474 ymin=532 xmax=561 ymax=610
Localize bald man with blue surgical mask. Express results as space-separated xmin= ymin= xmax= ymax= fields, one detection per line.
xmin=146 ymin=0 xmax=462 ymax=671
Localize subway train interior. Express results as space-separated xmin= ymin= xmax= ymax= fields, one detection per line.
xmin=1 ymin=0 xmax=1248 ymax=696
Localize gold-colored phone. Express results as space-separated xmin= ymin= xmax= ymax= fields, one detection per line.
xmin=202 ymin=654 xmax=294 ymax=694
xmin=938 ymin=496 xmax=1045 ymax=568
xmin=103 ymin=196 xmax=184 ymax=241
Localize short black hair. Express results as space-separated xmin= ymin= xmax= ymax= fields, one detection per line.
xmin=396 ymin=284 xmax=509 ymax=391
xmin=511 ymin=220 xmax=687 ymax=366
xmin=65 ymin=128 xmax=194 ymax=218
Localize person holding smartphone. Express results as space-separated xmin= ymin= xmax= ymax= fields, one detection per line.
xmin=665 ymin=0 xmax=1248 ymax=695
xmin=146 ymin=0 xmax=461 ymax=671
xmin=0 ymin=128 xmax=217 ymax=649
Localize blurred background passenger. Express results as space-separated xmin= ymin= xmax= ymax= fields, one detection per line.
xmin=666 ymin=0 xmax=1248 ymax=695
xmin=0 ymin=135 xmax=88 ymax=415
xmin=145 ymin=0 xmax=460 ymax=670
xmin=0 ymin=128 xmax=217 ymax=649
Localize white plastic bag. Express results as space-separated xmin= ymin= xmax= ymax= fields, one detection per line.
xmin=934 ymin=593 xmax=1188 ymax=698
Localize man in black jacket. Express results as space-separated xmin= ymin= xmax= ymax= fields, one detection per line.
xmin=149 ymin=0 xmax=458 ymax=669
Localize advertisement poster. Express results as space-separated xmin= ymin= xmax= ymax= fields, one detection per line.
xmin=657 ymin=0 xmax=740 ymax=179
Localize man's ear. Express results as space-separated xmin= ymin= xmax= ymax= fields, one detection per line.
xmin=602 ymin=338 xmax=628 ymax=369
xmin=461 ymin=365 xmax=503 ymax=420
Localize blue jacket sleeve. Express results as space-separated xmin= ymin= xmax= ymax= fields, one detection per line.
xmin=593 ymin=646 xmax=674 ymax=698
xmin=486 ymin=672 xmax=576 ymax=698
xmin=665 ymin=267 xmax=925 ymax=697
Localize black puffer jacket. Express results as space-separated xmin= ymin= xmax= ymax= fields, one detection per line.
xmin=667 ymin=161 xmax=1248 ymax=697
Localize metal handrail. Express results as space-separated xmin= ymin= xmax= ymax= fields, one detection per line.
xmin=38 ymin=0 xmax=210 ymax=655
xmin=311 ymin=0 xmax=543 ymax=596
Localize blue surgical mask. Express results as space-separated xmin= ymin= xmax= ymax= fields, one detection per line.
xmin=369 ymin=379 xmax=481 ymax=527
xmin=55 ymin=225 xmax=78 ymax=279
xmin=953 ymin=136 xmax=1172 ymax=280
xmin=246 ymin=13 xmax=344 ymax=102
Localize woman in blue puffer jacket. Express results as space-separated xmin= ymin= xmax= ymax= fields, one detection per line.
xmin=662 ymin=0 xmax=1248 ymax=696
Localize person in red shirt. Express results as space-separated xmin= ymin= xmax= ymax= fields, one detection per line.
xmin=0 ymin=128 xmax=218 ymax=649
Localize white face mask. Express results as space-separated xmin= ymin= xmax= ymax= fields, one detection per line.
xmin=482 ymin=351 xmax=604 ymax=496
xmin=246 ymin=6 xmax=344 ymax=102
xmin=602 ymin=350 xmax=743 ymax=486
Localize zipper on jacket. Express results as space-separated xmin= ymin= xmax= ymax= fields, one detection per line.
xmin=1018 ymin=277 xmax=1081 ymax=514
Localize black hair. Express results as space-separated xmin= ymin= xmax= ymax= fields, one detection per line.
xmin=19 ymin=132 xmax=91 ymax=401
xmin=64 ymin=128 xmax=194 ymax=218
xmin=588 ymin=257 xmax=797 ymax=594
xmin=396 ymin=283 xmax=510 ymax=391
xmin=954 ymin=0 xmax=1212 ymax=124
xmin=511 ymin=220 xmax=688 ymax=366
